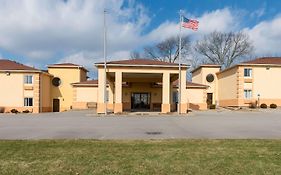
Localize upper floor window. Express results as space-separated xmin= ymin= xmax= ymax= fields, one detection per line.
xmin=24 ymin=75 xmax=33 ymax=84
xmin=24 ymin=98 xmax=33 ymax=106
xmin=244 ymin=68 xmax=252 ymax=78
xmin=244 ymin=90 xmax=252 ymax=99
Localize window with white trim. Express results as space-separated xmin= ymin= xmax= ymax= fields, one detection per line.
xmin=244 ymin=90 xmax=252 ymax=99
xmin=24 ymin=98 xmax=33 ymax=106
xmin=24 ymin=75 xmax=33 ymax=84
xmin=244 ymin=68 xmax=252 ymax=78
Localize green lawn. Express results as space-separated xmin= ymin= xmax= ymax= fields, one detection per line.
xmin=0 ymin=140 xmax=280 ymax=175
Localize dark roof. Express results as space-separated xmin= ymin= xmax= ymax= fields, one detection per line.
xmin=48 ymin=62 xmax=88 ymax=72
xmin=95 ymin=59 xmax=187 ymax=67
xmin=72 ymin=79 xmax=208 ymax=89
xmin=172 ymin=80 xmax=208 ymax=88
xmin=186 ymin=81 xmax=209 ymax=88
xmin=191 ymin=64 xmax=221 ymax=73
xmin=48 ymin=63 xmax=81 ymax=67
xmin=0 ymin=59 xmax=39 ymax=71
xmin=217 ymin=57 xmax=281 ymax=75
xmin=241 ymin=57 xmax=281 ymax=65
xmin=72 ymin=79 xmax=129 ymax=87
xmin=72 ymin=80 xmax=98 ymax=86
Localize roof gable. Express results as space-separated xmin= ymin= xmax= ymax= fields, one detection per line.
xmin=48 ymin=63 xmax=81 ymax=67
xmin=241 ymin=57 xmax=281 ymax=65
xmin=191 ymin=64 xmax=221 ymax=74
xmin=72 ymin=79 xmax=208 ymax=89
xmin=0 ymin=59 xmax=39 ymax=71
xmin=95 ymin=59 xmax=188 ymax=67
xmin=48 ymin=62 xmax=88 ymax=72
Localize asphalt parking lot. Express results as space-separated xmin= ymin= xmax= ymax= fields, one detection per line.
xmin=0 ymin=109 xmax=281 ymax=139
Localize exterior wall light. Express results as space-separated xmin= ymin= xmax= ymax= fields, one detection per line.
xmin=5 ymin=71 xmax=10 ymax=76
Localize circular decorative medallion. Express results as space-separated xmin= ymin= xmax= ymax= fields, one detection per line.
xmin=52 ymin=77 xmax=61 ymax=87
xmin=206 ymin=74 xmax=214 ymax=83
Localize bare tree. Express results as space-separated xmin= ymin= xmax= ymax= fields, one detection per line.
xmin=194 ymin=31 xmax=254 ymax=68
xmin=143 ymin=36 xmax=190 ymax=63
xmin=130 ymin=51 xmax=141 ymax=59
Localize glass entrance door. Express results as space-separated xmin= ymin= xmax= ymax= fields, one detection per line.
xmin=131 ymin=93 xmax=151 ymax=110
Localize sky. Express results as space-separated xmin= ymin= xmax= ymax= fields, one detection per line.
xmin=0 ymin=0 xmax=281 ymax=78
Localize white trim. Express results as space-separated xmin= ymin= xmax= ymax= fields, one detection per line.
xmin=47 ymin=65 xmax=89 ymax=72
xmin=244 ymin=68 xmax=252 ymax=78
xmin=244 ymin=89 xmax=252 ymax=99
xmin=24 ymin=97 xmax=33 ymax=107
xmin=95 ymin=63 xmax=189 ymax=68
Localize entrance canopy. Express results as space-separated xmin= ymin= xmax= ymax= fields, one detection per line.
xmin=95 ymin=59 xmax=190 ymax=114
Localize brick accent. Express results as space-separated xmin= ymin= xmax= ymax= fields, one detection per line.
xmin=33 ymin=74 xmax=40 ymax=113
xmin=237 ymin=67 xmax=244 ymax=106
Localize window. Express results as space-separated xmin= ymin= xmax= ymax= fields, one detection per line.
xmin=244 ymin=68 xmax=252 ymax=77
xmin=24 ymin=75 xmax=33 ymax=84
xmin=173 ymin=92 xmax=178 ymax=103
xmin=206 ymin=74 xmax=215 ymax=83
xmin=52 ymin=77 xmax=61 ymax=86
xmin=244 ymin=90 xmax=252 ymax=99
xmin=24 ymin=98 xmax=33 ymax=106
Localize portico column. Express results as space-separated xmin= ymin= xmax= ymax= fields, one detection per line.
xmin=107 ymin=79 xmax=114 ymax=111
xmin=97 ymin=68 xmax=106 ymax=114
xmin=179 ymin=70 xmax=188 ymax=114
xmin=161 ymin=72 xmax=171 ymax=113
xmin=114 ymin=71 xmax=123 ymax=113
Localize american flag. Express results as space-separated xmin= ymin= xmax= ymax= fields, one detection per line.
xmin=182 ymin=16 xmax=199 ymax=31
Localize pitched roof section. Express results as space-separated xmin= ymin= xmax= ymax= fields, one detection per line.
xmin=191 ymin=64 xmax=221 ymax=73
xmin=186 ymin=81 xmax=209 ymax=88
xmin=48 ymin=62 xmax=88 ymax=72
xmin=48 ymin=63 xmax=81 ymax=66
xmin=72 ymin=79 xmax=129 ymax=87
xmin=172 ymin=80 xmax=208 ymax=88
xmin=72 ymin=79 xmax=208 ymax=89
xmin=95 ymin=59 xmax=188 ymax=68
xmin=72 ymin=80 xmax=98 ymax=86
xmin=217 ymin=57 xmax=281 ymax=75
xmin=240 ymin=57 xmax=281 ymax=65
xmin=0 ymin=59 xmax=39 ymax=71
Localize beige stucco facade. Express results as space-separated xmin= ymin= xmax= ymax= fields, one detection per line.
xmin=0 ymin=70 xmax=52 ymax=113
xmin=192 ymin=58 xmax=281 ymax=108
xmin=1 ymin=59 xmax=209 ymax=114
xmin=48 ymin=65 xmax=88 ymax=112
xmin=192 ymin=65 xmax=221 ymax=106
xmin=72 ymin=81 xmax=208 ymax=113
xmin=186 ymin=87 xmax=207 ymax=110
xmin=94 ymin=64 xmax=189 ymax=114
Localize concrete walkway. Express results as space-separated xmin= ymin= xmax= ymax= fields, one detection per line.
xmin=0 ymin=110 xmax=281 ymax=139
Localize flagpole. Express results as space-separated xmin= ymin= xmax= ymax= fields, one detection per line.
xmin=178 ymin=10 xmax=182 ymax=115
xmin=103 ymin=9 xmax=107 ymax=115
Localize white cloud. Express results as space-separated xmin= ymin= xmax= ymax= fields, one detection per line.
xmin=146 ymin=8 xmax=239 ymax=44
xmin=244 ymin=15 xmax=281 ymax=55
xmin=198 ymin=8 xmax=240 ymax=33
xmin=250 ymin=8 xmax=265 ymax=19
xmin=0 ymin=0 xmax=281 ymax=71
xmin=0 ymin=0 xmax=150 ymax=61
xmin=57 ymin=49 xmax=131 ymax=78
